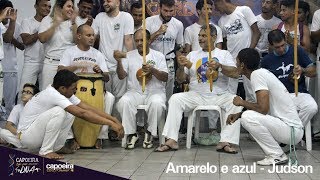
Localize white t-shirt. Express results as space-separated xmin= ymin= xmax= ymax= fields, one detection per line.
xmin=279 ymin=24 xmax=302 ymax=46
xmin=92 ymin=12 xmax=134 ymax=72
xmin=0 ymin=22 xmax=5 ymax=59
xmin=7 ymin=104 xmax=24 ymax=126
xmin=2 ymin=22 xmax=21 ymax=72
xmin=250 ymin=68 xmax=303 ymax=129
xmin=218 ymin=6 xmax=257 ymax=59
xmin=186 ymin=48 xmax=235 ymax=96
xmin=256 ymin=14 xmax=282 ymax=55
xmin=39 ymin=16 xmax=75 ymax=59
xmin=75 ymin=16 xmax=88 ymax=27
xmin=59 ymin=45 xmax=108 ymax=74
xmin=18 ymin=85 xmax=81 ymax=132
xmin=184 ymin=22 xmax=223 ymax=51
xmin=311 ymin=9 xmax=320 ymax=60
xmin=146 ymin=15 xmax=184 ymax=59
xmin=20 ymin=17 xmax=44 ymax=63
xmin=122 ymin=49 xmax=168 ymax=94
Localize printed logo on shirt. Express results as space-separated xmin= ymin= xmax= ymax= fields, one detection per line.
xmin=72 ymin=57 xmax=97 ymax=73
xmin=114 ymin=23 xmax=120 ymax=32
xmin=147 ymin=59 xmax=156 ymax=67
xmin=225 ymin=19 xmax=244 ymax=35
xmin=276 ymin=62 xmax=293 ymax=78
xmin=155 ymin=36 xmax=175 ymax=43
xmin=196 ymin=57 xmax=209 ymax=83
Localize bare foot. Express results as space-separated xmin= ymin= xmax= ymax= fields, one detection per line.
xmin=95 ymin=139 xmax=103 ymax=149
xmin=42 ymin=152 xmax=64 ymax=160
xmin=56 ymin=146 xmax=75 ymax=154
xmin=0 ymin=138 xmax=8 ymax=145
xmin=154 ymin=139 xmax=179 ymax=152
xmin=69 ymin=139 xmax=80 ymax=151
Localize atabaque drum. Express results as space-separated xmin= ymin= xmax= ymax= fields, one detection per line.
xmin=72 ymin=73 xmax=104 ymax=147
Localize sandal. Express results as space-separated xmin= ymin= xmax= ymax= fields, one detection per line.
xmin=216 ymin=144 xmax=238 ymax=154
xmin=154 ymin=144 xmax=178 ymax=152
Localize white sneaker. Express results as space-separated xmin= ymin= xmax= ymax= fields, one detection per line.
xmin=143 ymin=132 xmax=153 ymax=149
xmin=126 ymin=134 xmax=139 ymax=149
xmin=257 ymin=154 xmax=288 ymax=166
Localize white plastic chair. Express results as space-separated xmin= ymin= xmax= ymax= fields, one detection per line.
xmin=302 ymin=121 xmax=312 ymax=151
xmin=300 ymin=77 xmax=312 ymax=151
xmin=186 ymin=105 xmax=223 ymax=149
xmin=121 ymin=105 xmax=165 ymax=148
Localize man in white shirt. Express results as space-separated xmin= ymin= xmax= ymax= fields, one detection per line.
xmin=146 ymin=0 xmax=184 ymax=101
xmin=184 ymin=0 xmax=223 ymax=133
xmin=75 ymin=0 xmax=94 ymax=26
xmin=0 ymin=83 xmax=39 ymax=148
xmin=19 ymin=0 xmax=51 ymax=95
xmin=311 ymin=9 xmax=320 ymax=61
xmin=130 ymin=2 xmax=143 ymax=32
xmin=0 ymin=1 xmax=25 ymax=114
xmin=92 ymin=0 xmax=134 ymax=100
xmin=116 ymin=29 xmax=168 ymax=149
xmin=156 ymin=25 xmax=242 ymax=153
xmin=59 ymin=24 xmax=115 ymax=149
xmin=184 ymin=0 xmax=223 ymax=53
xmin=310 ymin=8 xmax=320 ymax=135
xmin=274 ymin=0 xmax=310 ymax=52
xmin=18 ymin=70 xmax=124 ymax=160
xmin=227 ymin=48 xmax=303 ymax=165
xmin=256 ymin=0 xmax=282 ymax=57
xmin=214 ymin=0 xmax=261 ymax=98
xmin=0 ymin=6 xmax=13 ymax=108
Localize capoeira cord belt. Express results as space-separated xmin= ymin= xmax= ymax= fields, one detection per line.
xmin=288 ymin=127 xmax=298 ymax=166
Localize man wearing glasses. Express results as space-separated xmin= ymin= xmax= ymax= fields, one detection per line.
xmin=0 ymin=83 xmax=39 ymax=148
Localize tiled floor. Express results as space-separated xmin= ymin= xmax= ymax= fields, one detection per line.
xmin=1 ymin=120 xmax=319 ymax=180
xmin=60 ymin=135 xmax=319 ymax=180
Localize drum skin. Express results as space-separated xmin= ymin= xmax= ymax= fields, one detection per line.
xmin=73 ymin=73 xmax=104 ymax=147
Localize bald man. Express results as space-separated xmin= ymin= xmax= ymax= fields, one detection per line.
xmin=58 ymin=24 xmax=115 ymax=149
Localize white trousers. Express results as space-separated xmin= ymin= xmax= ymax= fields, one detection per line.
xmin=117 ymin=91 xmax=166 ymax=136
xmin=166 ymin=73 xmax=175 ymax=102
xmin=3 ymin=72 xmax=18 ymax=113
xmin=162 ymin=91 xmax=242 ymax=144
xmin=20 ymin=62 xmax=43 ymax=90
xmin=290 ymin=93 xmax=318 ymax=127
xmin=105 ymin=72 xmax=127 ymax=98
xmin=20 ymin=107 xmax=74 ymax=155
xmin=67 ymin=91 xmax=115 ymax=139
xmin=241 ymin=110 xmax=304 ymax=157
xmin=0 ymin=128 xmax=23 ymax=148
xmin=40 ymin=58 xmax=59 ymax=90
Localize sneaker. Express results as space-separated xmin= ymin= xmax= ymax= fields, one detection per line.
xmin=143 ymin=131 xmax=153 ymax=149
xmin=126 ymin=134 xmax=139 ymax=149
xmin=257 ymin=154 xmax=288 ymax=166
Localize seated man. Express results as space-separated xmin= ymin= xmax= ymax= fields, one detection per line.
xmin=17 ymin=70 xmax=124 ymax=160
xmin=261 ymin=29 xmax=317 ymax=127
xmin=156 ymin=24 xmax=242 ymax=153
xmin=116 ymin=29 xmax=168 ymax=149
xmin=228 ymin=48 xmax=304 ymax=165
xmin=58 ymin=24 xmax=115 ymax=149
xmin=0 ymin=83 xmax=39 ymax=148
